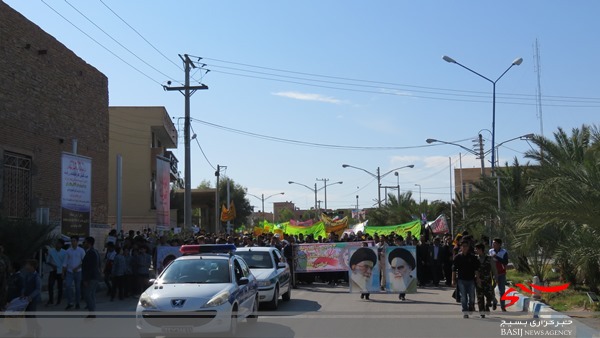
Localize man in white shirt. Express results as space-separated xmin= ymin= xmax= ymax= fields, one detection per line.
xmin=46 ymin=239 xmax=66 ymax=306
xmin=62 ymin=236 xmax=85 ymax=310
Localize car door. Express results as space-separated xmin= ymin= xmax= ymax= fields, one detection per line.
xmin=234 ymin=258 xmax=251 ymax=317
xmin=272 ymin=250 xmax=289 ymax=290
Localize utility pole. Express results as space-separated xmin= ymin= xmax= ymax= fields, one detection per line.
xmin=478 ymin=133 xmax=485 ymax=177
xmin=316 ymin=178 xmax=330 ymax=210
xmin=164 ymin=54 xmax=208 ymax=231
xmin=215 ymin=165 xmax=220 ymax=233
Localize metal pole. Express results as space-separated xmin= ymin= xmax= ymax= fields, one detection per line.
xmin=492 ymin=82 xmax=496 ymax=176
xmin=226 ymin=178 xmax=231 ymax=234
xmin=116 ymin=154 xmax=122 ymax=233
xmin=479 ymin=134 xmax=485 ymax=176
xmin=215 ymin=165 xmax=220 ymax=233
xmin=356 ymin=195 xmax=359 ymax=212
xmin=183 ymin=56 xmax=192 ymax=231
xmin=261 ymin=194 xmax=265 ymax=221
xmin=72 ymin=139 xmax=77 ymax=154
xmin=377 ymin=167 xmax=381 ymax=208
xmin=324 ymin=182 xmax=328 ymax=210
xmin=449 ymin=157 xmax=454 ymax=237
xmin=314 ymin=183 xmax=318 ymax=214
xmin=459 ymin=153 xmax=465 ymax=220
xmin=396 ymin=172 xmax=400 ymax=202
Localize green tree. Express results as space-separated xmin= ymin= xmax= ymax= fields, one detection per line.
xmin=0 ymin=217 xmax=57 ymax=266
xmin=514 ymin=125 xmax=600 ymax=290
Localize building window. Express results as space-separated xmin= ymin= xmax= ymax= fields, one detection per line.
xmin=2 ymin=151 xmax=32 ymax=218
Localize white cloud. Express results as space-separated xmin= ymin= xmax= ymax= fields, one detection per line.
xmin=272 ymin=91 xmax=343 ymax=104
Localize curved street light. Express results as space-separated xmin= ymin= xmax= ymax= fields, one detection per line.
xmin=247 ymin=192 xmax=284 ymax=221
xmin=316 ymin=179 xmax=342 ymax=211
xmin=443 ymin=55 xmax=523 ymax=175
xmin=342 ymin=163 xmax=414 ymax=207
xmin=288 ymin=181 xmax=318 ymax=212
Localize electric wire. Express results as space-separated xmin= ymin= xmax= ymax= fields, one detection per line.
xmin=197 ymin=56 xmax=600 ymax=107
xmin=190 ymin=124 xmax=216 ymax=170
xmin=64 ymin=0 xmax=177 ymax=81
xmin=40 ymin=0 xmax=164 ymax=86
xmin=190 ymin=117 xmax=449 ymax=151
xmin=98 ymin=0 xmax=183 ymax=72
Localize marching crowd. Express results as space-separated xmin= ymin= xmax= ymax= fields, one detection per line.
xmin=0 ymin=227 xmax=508 ymax=321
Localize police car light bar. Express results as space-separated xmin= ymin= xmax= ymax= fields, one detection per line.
xmin=180 ymin=244 xmax=237 ymax=255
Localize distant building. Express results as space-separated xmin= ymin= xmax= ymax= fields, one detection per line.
xmin=454 ymin=167 xmax=493 ymax=199
xmin=0 ymin=2 xmax=109 ymax=231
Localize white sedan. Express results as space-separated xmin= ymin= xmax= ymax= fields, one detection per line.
xmin=136 ymin=248 xmax=258 ymax=337
xmin=236 ymin=247 xmax=291 ymax=309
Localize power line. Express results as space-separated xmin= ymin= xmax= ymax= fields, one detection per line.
xmin=98 ymin=0 xmax=183 ymax=72
xmin=190 ymin=124 xmax=216 ymax=171
xmin=198 ymin=56 xmax=600 ymax=107
xmin=190 ymin=117 xmax=440 ymax=151
xmin=64 ymin=0 xmax=177 ymax=81
xmin=40 ymin=0 xmax=164 ymax=86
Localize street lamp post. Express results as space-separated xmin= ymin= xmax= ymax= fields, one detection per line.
xmin=414 ymin=184 xmax=422 ymax=205
xmin=394 ymin=172 xmax=400 ymax=202
xmin=288 ymin=181 xmax=318 ymax=212
xmin=442 ymin=55 xmax=523 ymax=175
xmin=247 ymin=192 xmax=284 ymax=222
xmin=316 ymin=179 xmax=342 ymax=211
xmin=342 ymin=164 xmax=414 ymax=207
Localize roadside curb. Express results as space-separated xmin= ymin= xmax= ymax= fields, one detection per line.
xmin=500 ymin=289 xmax=599 ymax=337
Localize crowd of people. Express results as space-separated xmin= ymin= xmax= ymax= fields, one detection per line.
xmin=0 ymin=226 xmax=508 ymax=321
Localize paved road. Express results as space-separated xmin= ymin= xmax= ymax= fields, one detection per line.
xmin=1 ymin=283 xmax=595 ymax=337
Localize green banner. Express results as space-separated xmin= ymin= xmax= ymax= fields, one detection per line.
xmin=364 ymin=220 xmax=421 ymax=237
xmin=285 ymin=222 xmax=327 ymax=239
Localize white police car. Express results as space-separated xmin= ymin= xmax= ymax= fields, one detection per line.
xmin=136 ymin=245 xmax=258 ymax=337
xmin=235 ymin=247 xmax=291 ymax=309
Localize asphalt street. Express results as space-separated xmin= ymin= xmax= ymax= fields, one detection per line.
xmin=1 ymin=283 xmax=596 ymax=338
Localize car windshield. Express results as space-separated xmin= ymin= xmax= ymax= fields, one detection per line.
xmin=236 ymin=251 xmax=273 ymax=269
xmin=160 ymin=259 xmax=230 ymax=284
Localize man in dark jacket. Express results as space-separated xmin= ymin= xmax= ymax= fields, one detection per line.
xmin=82 ymin=236 xmax=101 ymax=318
xmin=452 ymin=241 xmax=480 ymax=318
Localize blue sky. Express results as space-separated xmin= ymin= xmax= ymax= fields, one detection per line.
xmin=7 ymin=1 xmax=599 ymax=213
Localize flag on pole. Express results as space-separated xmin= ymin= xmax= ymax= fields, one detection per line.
xmin=220 ymin=202 xmax=236 ymax=222
xmin=429 ymin=214 xmax=449 ymax=234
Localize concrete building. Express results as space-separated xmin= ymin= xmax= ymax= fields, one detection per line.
xmin=0 ymin=2 xmax=109 ymax=232
xmin=454 ymin=167 xmax=493 ymax=199
xmin=107 ymin=106 xmax=181 ymax=231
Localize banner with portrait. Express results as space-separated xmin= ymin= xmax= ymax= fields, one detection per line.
xmin=295 ymin=242 xmax=372 ymax=273
xmin=347 ymin=246 xmax=381 ymax=293
xmin=384 ymin=246 xmax=417 ymax=293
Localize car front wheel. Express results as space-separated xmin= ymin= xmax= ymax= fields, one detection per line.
xmin=247 ymin=296 xmax=259 ymax=324
xmin=267 ymin=286 xmax=279 ymax=310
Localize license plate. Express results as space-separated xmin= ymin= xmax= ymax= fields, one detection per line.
xmin=162 ymin=326 xmax=193 ymax=334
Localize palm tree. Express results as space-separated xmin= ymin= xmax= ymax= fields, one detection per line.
xmin=515 ymin=124 xmax=600 ymax=290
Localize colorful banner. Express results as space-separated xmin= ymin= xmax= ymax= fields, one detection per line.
xmin=285 ymin=222 xmax=327 ymax=239
xmin=61 ymin=152 xmax=92 ymax=238
xmin=155 ymin=156 xmax=170 ymax=228
xmin=295 ymin=241 xmax=371 ymax=273
xmin=348 ymin=246 xmax=381 ymax=293
xmin=220 ymin=202 xmax=236 ymax=222
xmin=364 ymin=220 xmax=421 ymax=238
xmin=428 ymin=214 xmax=449 ymax=234
xmin=384 ymin=246 xmax=417 ymax=293
xmin=290 ymin=219 xmax=314 ymax=226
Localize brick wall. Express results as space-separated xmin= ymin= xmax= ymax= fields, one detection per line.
xmin=0 ymin=2 xmax=109 ymax=225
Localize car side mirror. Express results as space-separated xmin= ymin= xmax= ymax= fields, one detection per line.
xmin=277 ymin=262 xmax=287 ymax=269
xmin=148 ymin=279 xmax=156 ymax=287
xmin=238 ymin=277 xmax=249 ymax=285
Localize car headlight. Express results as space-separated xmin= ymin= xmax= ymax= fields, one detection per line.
xmin=258 ymin=280 xmax=272 ymax=287
xmin=138 ymin=292 xmax=157 ymax=309
xmin=204 ymin=290 xmax=230 ymax=308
